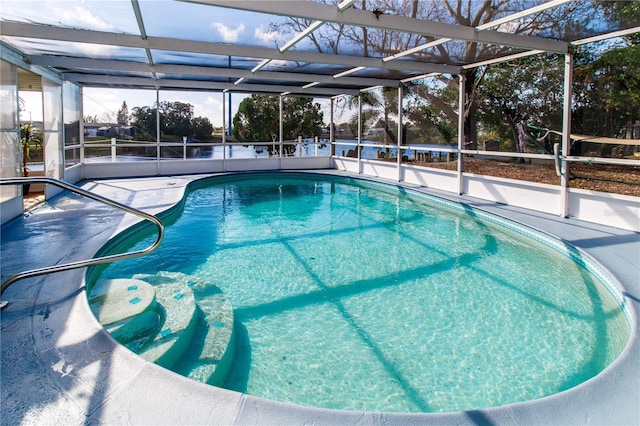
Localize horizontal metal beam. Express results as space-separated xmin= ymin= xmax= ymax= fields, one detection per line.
xmin=28 ymin=56 xmax=152 ymax=73
xmin=154 ymin=37 xmax=457 ymax=74
xmin=2 ymin=21 xmax=459 ymax=75
xmin=188 ymin=0 xmax=568 ymax=53
xmin=0 ymin=41 xmax=64 ymax=84
xmin=63 ymin=73 xmax=360 ymax=96
xmin=156 ymin=64 xmax=400 ymax=87
xmin=462 ymin=50 xmax=544 ymax=69
xmin=27 ymin=55 xmax=400 ymax=87
xmin=64 ymin=73 xmax=158 ymax=88
xmin=571 ymin=26 xmax=640 ymax=46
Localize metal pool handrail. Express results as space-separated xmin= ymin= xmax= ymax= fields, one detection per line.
xmin=0 ymin=177 xmax=164 ymax=307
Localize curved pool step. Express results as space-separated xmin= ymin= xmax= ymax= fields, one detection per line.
xmin=106 ymin=310 xmax=163 ymax=351
xmin=174 ymin=292 xmax=236 ymax=386
xmin=133 ymin=276 xmax=198 ymax=369
xmin=91 ymin=272 xmax=236 ymax=385
xmin=88 ymin=278 xmax=156 ymax=326
xmin=133 ymin=271 xmax=237 ymax=386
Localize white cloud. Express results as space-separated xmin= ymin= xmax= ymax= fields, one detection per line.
xmin=202 ymin=96 xmax=227 ymax=127
xmin=82 ymin=88 xmax=156 ymax=120
xmin=53 ymin=6 xmax=115 ymax=31
xmin=204 ymin=95 xmax=222 ymax=108
xmin=83 ymin=89 xmax=122 ymax=118
xmin=212 ymin=23 xmax=245 ymax=42
xmin=254 ymin=26 xmax=283 ymax=45
xmin=75 ymin=42 xmax=118 ymax=58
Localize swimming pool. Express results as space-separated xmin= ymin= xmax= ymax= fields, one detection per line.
xmin=90 ymin=172 xmax=630 ymax=413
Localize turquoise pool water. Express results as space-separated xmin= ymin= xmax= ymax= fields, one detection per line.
xmin=94 ymin=173 xmax=630 ymax=413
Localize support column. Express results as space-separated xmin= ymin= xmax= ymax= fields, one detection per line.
xmin=222 ymin=91 xmax=226 ymax=144
xmin=156 ymin=89 xmax=160 ymax=173
xmin=357 ymin=94 xmax=362 ymax=174
xmin=457 ymin=74 xmax=465 ymax=195
xmin=111 ymin=138 xmax=117 ymax=162
xmin=560 ymin=52 xmax=573 ymax=217
xmin=279 ymin=95 xmax=284 ymax=161
xmin=227 ymin=92 xmax=232 ymax=137
xmin=397 ymin=85 xmax=403 ymax=182
xmin=79 ymin=86 xmax=85 ymax=164
xmin=222 ymin=91 xmax=226 ymax=169
xmin=330 ymin=98 xmax=335 ymax=157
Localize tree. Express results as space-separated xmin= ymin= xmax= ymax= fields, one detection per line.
xmin=572 ymin=41 xmax=640 ymax=154
xmin=131 ymin=105 xmax=157 ymax=139
xmin=470 ymin=37 xmax=639 ymax=156
xmin=475 ymin=53 xmax=564 ymax=153
xmin=599 ymin=0 xmax=640 ymax=45
xmin=406 ymin=84 xmax=458 ymax=145
xmin=99 ymin=111 xmax=115 ymax=124
xmin=273 ymin=0 xmax=596 ymax=148
xmin=346 ymin=87 xmax=402 ymax=145
xmin=281 ymin=97 xmax=323 ymax=141
xmin=160 ymin=101 xmax=193 ymax=137
xmin=591 ymin=44 xmax=640 ymax=131
xmin=19 ymin=122 xmax=43 ymax=177
xmin=131 ymin=101 xmax=213 ymax=141
xmin=233 ymin=95 xmax=279 ymax=142
xmin=346 ymin=108 xmax=377 ymax=137
xmin=117 ymin=101 xmax=129 ymax=126
xmin=191 ymin=116 xmax=214 ymax=140
xmin=233 ymin=95 xmax=323 ymax=155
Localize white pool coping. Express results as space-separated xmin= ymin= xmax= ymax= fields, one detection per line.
xmin=1 ymin=170 xmax=638 ymax=425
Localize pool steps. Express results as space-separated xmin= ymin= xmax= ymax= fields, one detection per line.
xmin=136 ymin=281 xmax=198 ymax=368
xmin=107 ymin=310 xmax=162 ymax=350
xmin=88 ymin=273 xmax=235 ymax=385
xmin=174 ymin=294 xmax=236 ymax=386
xmin=88 ymin=278 xmax=156 ymax=325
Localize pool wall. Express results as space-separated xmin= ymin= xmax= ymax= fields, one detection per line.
xmin=334 ymin=157 xmax=640 ymax=232
xmin=1 ymin=171 xmax=638 ymax=425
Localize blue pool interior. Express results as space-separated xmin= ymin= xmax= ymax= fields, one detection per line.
xmin=88 ymin=173 xmax=631 ymax=413
xmin=1 ymin=171 xmax=638 ymax=425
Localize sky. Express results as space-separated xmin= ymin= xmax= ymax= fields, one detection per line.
xmin=8 ymin=0 xmax=339 ymax=127
xmin=82 ymin=89 xmax=338 ymax=128
xmin=19 ymin=87 xmax=245 ymax=127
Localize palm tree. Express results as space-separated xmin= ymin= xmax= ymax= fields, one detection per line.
xmin=19 ymin=122 xmax=43 ymax=178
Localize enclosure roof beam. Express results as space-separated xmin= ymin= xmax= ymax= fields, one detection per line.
xmin=185 ymin=0 xmax=568 ymax=53
xmin=384 ymin=0 xmax=573 ymax=63
xmin=130 ymin=0 xmax=157 ymax=82
xmin=462 ymin=50 xmax=544 ymax=69
xmin=63 ymin=73 xmax=360 ymax=96
xmin=27 ymin=55 xmax=400 ymax=88
xmin=475 ymin=0 xmax=574 ymax=31
xmin=571 ymin=26 xmax=640 ymax=46
xmin=1 ymin=21 xmax=459 ymax=75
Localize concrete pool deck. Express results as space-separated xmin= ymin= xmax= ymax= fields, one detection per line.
xmin=1 ymin=171 xmax=638 ymax=425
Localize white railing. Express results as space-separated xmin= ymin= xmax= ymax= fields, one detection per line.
xmin=0 ymin=177 xmax=164 ymax=308
xmin=81 ymin=137 xmax=330 ymax=163
xmin=62 ymin=135 xmax=640 ymax=231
